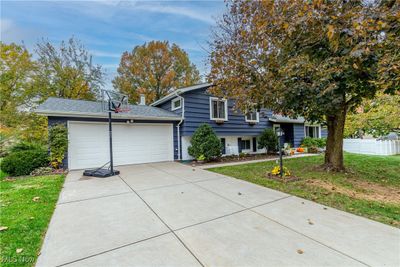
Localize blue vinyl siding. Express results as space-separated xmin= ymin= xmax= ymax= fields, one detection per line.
xmin=159 ymin=98 xmax=183 ymax=116
xmin=179 ymin=88 xmax=273 ymax=136
xmin=48 ymin=116 xmax=178 ymax=169
xmin=293 ymin=123 xmax=305 ymax=147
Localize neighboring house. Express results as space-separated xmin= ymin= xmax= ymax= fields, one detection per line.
xmin=152 ymin=83 xmax=327 ymax=160
xmin=36 ymin=83 xmax=326 ymax=170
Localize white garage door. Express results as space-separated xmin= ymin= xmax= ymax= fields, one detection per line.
xmin=68 ymin=122 xmax=174 ymax=170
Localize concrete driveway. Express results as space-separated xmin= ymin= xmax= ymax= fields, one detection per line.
xmin=37 ymin=162 xmax=399 ymax=267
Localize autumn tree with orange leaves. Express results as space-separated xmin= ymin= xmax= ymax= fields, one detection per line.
xmin=113 ymin=41 xmax=200 ymax=104
xmin=209 ymin=0 xmax=399 ymax=171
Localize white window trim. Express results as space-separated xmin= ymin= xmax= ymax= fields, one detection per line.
xmin=209 ymin=97 xmax=228 ymax=121
xmin=242 ymin=138 xmax=252 ymax=152
xmin=245 ymin=111 xmax=259 ymax=123
xmin=304 ymin=123 xmax=321 ymax=138
xmin=171 ymin=97 xmax=182 ymax=111
xmin=273 ymin=124 xmax=281 ymax=134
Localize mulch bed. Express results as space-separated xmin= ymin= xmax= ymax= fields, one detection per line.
xmin=207 ymin=154 xmax=278 ymax=164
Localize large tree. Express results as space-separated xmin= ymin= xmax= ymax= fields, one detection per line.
xmin=0 ymin=43 xmax=36 ymax=127
xmin=113 ymin=40 xmax=200 ymax=104
xmin=35 ymin=37 xmax=104 ymax=101
xmin=345 ymin=93 xmax=400 ymax=138
xmin=209 ymin=0 xmax=399 ymax=171
xmin=0 ymin=43 xmax=47 ymax=144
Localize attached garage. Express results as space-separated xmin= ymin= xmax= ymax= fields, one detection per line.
xmin=68 ymin=122 xmax=174 ymax=170
xmin=36 ymin=97 xmax=181 ymax=170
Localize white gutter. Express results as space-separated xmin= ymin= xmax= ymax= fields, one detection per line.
xmin=35 ymin=110 xmax=182 ymax=121
xmin=173 ymin=91 xmax=185 ymax=161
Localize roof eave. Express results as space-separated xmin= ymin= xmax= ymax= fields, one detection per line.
xmin=151 ymin=83 xmax=213 ymax=106
xmin=269 ymin=118 xmax=305 ymax=123
xmin=36 ymin=110 xmax=182 ymax=121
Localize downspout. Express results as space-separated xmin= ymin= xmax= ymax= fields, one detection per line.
xmin=174 ymin=91 xmax=184 ymax=161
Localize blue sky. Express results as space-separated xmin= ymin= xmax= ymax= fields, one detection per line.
xmin=1 ymin=0 xmax=226 ymax=87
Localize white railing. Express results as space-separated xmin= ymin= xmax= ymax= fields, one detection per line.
xmin=343 ymin=139 xmax=400 ymax=156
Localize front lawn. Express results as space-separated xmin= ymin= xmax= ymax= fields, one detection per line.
xmin=0 ymin=174 xmax=64 ymax=266
xmin=209 ymin=153 xmax=400 ymax=227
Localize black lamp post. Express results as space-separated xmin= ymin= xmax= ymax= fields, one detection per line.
xmin=277 ymin=127 xmax=284 ymax=178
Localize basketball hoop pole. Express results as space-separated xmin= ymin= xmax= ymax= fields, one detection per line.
xmin=108 ymin=110 xmax=114 ymax=174
xmin=83 ymin=89 xmax=127 ymax=178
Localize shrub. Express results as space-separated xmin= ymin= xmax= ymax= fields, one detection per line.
xmin=30 ymin=167 xmax=53 ymax=176
xmin=1 ymin=149 xmax=49 ymax=176
xmin=188 ymin=123 xmax=221 ymax=161
xmin=308 ymin=146 xmax=319 ymax=153
xmin=197 ymin=154 xmax=206 ymax=161
xmin=10 ymin=141 xmax=45 ymax=153
xmin=49 ymin=124 xmax=68 ymax=168
xmin=258 ymin=128 xmax=278 ymax=154
xmin=301 ymin=137 xmax=326 ymax=148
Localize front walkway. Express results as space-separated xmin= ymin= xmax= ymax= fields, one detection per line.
xmin=37 ymin=162 xmax=399 ymax=267
xmin=196 ymin=153 xmax=318 ymax=169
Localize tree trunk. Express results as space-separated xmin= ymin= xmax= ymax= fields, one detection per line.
xmin=324 ymin=107 xmax=347 ymax=171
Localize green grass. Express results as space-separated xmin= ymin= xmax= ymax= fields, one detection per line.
xmin=208 ymin=153 xmax=400 ymax=226
xmin=0 ymin=170 xmax=7 ymax=180
xmin=0 ymin=174 xmax=64 ymax=267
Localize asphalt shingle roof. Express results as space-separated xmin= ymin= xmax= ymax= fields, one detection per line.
xmin=36 ymin=97 xmax=181 ymax=120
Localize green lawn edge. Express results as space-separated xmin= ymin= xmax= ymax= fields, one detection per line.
xmin=208 ymin=153 xmax=400 ymax=227
xmin=0 ymin=174 xmax=65 ymax=267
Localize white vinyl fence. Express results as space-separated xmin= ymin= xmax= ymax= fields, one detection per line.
xmin=343 ymin=139 xmax=400 ymax=156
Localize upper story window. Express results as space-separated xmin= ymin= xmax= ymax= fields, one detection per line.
xmin=210 ymin=97 xmax=228 ymax=121
xmin=245 ymin=111 xmax=259 ymax=123
xmin=305 ymin=125 xmax=320 ymax=138
xmin=171 ymin=98 xmax=182 ymax=111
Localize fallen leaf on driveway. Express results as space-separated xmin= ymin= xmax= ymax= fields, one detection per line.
xmin=16 ymin=248 xmax=23 ymax=254
xmin=238 ymin=192 xmax=242 ymax=195
xmin=0 ymin=226 xmax=8 ymax=231
xmin=307 ymin=219 xmax=314 ymax=225
xmin=32 ymin=197 xmax=40 ymax=202
xmin=297 ymin=249 xmax=304 ymax=254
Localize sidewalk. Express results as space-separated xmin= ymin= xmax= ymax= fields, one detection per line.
xmin=195 ymin=153 xmax=319 ymax=169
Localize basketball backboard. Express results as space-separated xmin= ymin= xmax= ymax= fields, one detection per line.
xmin=100 ymin=89 xmax=129 ymax=113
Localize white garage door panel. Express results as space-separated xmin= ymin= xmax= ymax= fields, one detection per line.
xmin=68 ymin=122 xmax=174 ymax=170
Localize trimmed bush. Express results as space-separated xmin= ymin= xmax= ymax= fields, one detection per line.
xmin=188 ymin=123 xmax=221 ymax=161
xmin=1 ymin=149 xmax=49 ymax=177
xmin=49 ymin=124 xmax=68 ymax=168
xmin=30 ymin=167 xmax=53 ymax=176
xmin=301 ymin=137 xmax=327 ymax=148
xmin=258 ymin=128 xmax=278 ymax=154
xmin=10 ymin=141 xmax=45 ymax=153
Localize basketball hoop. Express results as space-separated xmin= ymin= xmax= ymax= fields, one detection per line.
xmin=114 ymin=106 xmax=131 ymax=113
xmin=100 ymin=89 xmax=129 ymax=113
xmin=83 ymin=89 xmax=130 ymax=178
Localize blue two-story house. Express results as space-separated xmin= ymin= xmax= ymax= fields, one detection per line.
xmin=152 ymin=83 xmax=327 ymax=161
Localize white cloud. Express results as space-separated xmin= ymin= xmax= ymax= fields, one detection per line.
xmin=131 ymin=2 xmax=215 ymax=24
xmin=91 ymin=50 xmax=121 ymax=58
xmin=0 ymin=18 xmax=44 ymax=46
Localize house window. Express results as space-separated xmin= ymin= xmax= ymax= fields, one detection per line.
xmin=210 ymin=97 xmax=228 ymax=120
xmin=245 ymin=111 xmax=259 ymax=123
xmin=171 ymin=98 xmax=181 ymax=110
xmin=305 ymin=126 xmax=320 ymax=138
xmin=241 ymin=139 xmax=251 ymax=150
